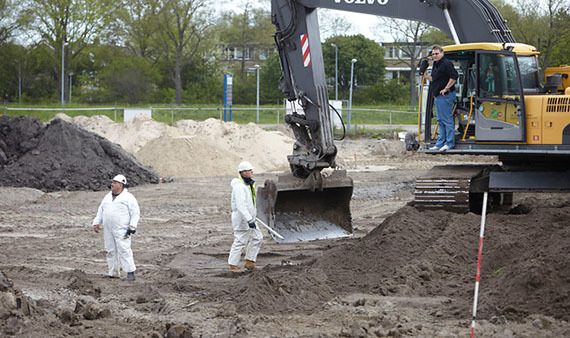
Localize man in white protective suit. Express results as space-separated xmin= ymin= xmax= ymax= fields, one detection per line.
xmin=228 ymin=161 xmax=263 ymax=272
xmin=92 ymin=174 xmax=140 ymax=281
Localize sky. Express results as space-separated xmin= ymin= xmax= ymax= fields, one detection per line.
xmin=213 ymin=0 xmax=519 ymax=43
xmin=213 ymin=1 xmax=385 ymax=41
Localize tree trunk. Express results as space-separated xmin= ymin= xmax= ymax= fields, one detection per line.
xmin=409 ymin=57 xmax=417 ymax=107
xmin=174 ymin=49 xmax=183 ymax=105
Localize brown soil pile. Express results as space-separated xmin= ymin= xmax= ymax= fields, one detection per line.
xmin=231 ymin=195 xmax=570 ymax=321
xmin=228 ymin=266 xmax=335 ymax=315
xmin=0 ymin=116 xmax=159 ymax=192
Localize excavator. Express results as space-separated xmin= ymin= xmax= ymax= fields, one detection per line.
xmin=544 ymin=65 xmax=570 ymax=94
xmin=257 ymin=0 xmax=570 ymax=243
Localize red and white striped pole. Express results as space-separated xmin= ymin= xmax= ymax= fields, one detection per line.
xmin=470 ymin=192 xmax=488 ymax=338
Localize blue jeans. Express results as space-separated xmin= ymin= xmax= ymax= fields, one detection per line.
xmin=434 ymin=92 xmax=456 ymax=148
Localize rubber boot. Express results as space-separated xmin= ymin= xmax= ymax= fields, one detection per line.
xmin=244 ymin=260 xmax=256 ymax=270
xmin=229 ymin=265 xmax=241 ymax=273
xmin=125 ymin=271 xmax=135 ymax=281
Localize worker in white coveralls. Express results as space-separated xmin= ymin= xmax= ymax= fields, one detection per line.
xmin=92 ymin=174 xmax=140 ymax=281
xmin=228 ymin=161 xmax=263 ymax=272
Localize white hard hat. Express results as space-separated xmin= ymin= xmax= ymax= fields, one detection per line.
xmin=238 ymin=161 xmax=254 ymax=172
xmin=112 ymin=174 xmax=127 ymax=185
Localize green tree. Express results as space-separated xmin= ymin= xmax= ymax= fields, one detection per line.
xmin=98 ymin=54 xmax=159 ymax=104
xmin=260 ymin=53 xmax=283 ymax=104
xmin=116 ymin=0 xmax=161 ymax=60
xmin=0 ymin=43 xmax=26 ymax=101
xmin=418 ymin=28 xmax=452 ymax=47
xmin=153 ymin=0 xmax=211 ymax=105
xmin=380 ymin=18 xmax=432 ymax=106
xmin=354 ymin=79 xmax=409 ymax=105
xmin=549 ymin=10 xmax=570 ymax=65
xmin=181 ymin=57 xmax=223 ymax=104
xmin=0 ymin=43 xmax=62 ymax=103
xmin=323 ymin=35 xmax=386 ymax=101
xmin=497 ymin=0 xmax=570 ymax=68
xmin=21 ymin=0 xmax=117 ymax=103
xmin=215 ymin=3 xmax=274 ymax=78
xmin=0 ymin=0 xmax=28 ymax=44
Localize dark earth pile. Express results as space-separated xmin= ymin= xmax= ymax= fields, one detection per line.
xmin=228 ymin=266 xmax=335 ymax=315
xmin=0 ymin=116 xmax=158 ymax=191
xmin=231 ymin=195 xmax=570 ymax=321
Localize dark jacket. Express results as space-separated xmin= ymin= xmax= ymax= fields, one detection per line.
xmin=430 ymin=57 xmax=459 ymax=97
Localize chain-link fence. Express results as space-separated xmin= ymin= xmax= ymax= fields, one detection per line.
xmin=2 ymin=105 xmax=418 ymax=128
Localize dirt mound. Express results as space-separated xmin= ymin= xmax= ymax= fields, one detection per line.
xmin=230 ymin=196 xmax=570 ymax=321
xmin=0 ymin=116 xmax=159 ymax=192
xmin=314 ymin=199 xmax=570 ymax=321
xmin=67 ymin=114 xmax=177 ymax=154
xmin=0 ymin=270 xmax=116 ymax=336
xmin=49 ymin=270 xmax=101 ymax=298
xmin=63 ymin=115 xmax=294 ymax=176
xmin=228 ymin=266 xmax=334 ymax=315
xmin=137 ymin=119 xmax=292 ymax=176
xmin=0 ymin=187 xmax=45 ymax=209
xmin=135 ymin=135 xmax=241 ymax=177
xmin=175 ymin=119 xmax=292 ymax=172
xmin=0 ymin=271 xmax=43 ymax=336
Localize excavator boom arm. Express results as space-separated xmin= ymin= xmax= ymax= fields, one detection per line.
xmin=259 ymin=0 xmax=519 ymax=242
xmin=272 ymin=0 xmax=514 ymax=176
xmin=297 ymin=0 xmax=514 ymax=44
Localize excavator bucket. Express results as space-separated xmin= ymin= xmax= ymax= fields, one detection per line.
xmin=256 ymin=170 xmax=353 ymax=243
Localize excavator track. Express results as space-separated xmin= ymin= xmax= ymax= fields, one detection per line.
xmin=414 ymin=165 xmax=488 ymax=212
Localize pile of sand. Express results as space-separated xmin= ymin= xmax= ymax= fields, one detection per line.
xmin=135 ymin=135 xmax=241 ymax=177
xmin=62 ymin=115 xmax=294 ymax=177
xmin=58 ymin=114 xmax=179 ymax=154
xmin=172 ymin=119 xmax=293 ymax=175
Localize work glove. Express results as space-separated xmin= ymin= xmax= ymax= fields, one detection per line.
xmin=93 ymin=224 xmax=102 ymax=234
xmin=124 ymin=228 xmax=136 ymax=239
xmin=248 ymin=220 xmax=257 ymax=229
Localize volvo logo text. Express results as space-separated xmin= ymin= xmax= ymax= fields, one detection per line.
xmin=334 ymin=0 xmax=389 ymax=4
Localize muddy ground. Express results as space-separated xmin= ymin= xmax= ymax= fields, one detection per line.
xmin=1 ymin=144 xmax=570 ymax=337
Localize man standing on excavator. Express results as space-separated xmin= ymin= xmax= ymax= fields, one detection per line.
xmin=424 ymin=45 xmax=458 ymax=152
xmin=228 ymin=161 xmax=263 ymax=272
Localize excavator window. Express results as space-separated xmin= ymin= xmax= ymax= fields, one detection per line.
xmin=478 ymin=53 xmax=521 ymax=99
xmin=517 ymin=56 xmax=541 ymax=92
xmin=477 ymin=52 xmax=523 ymax=127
